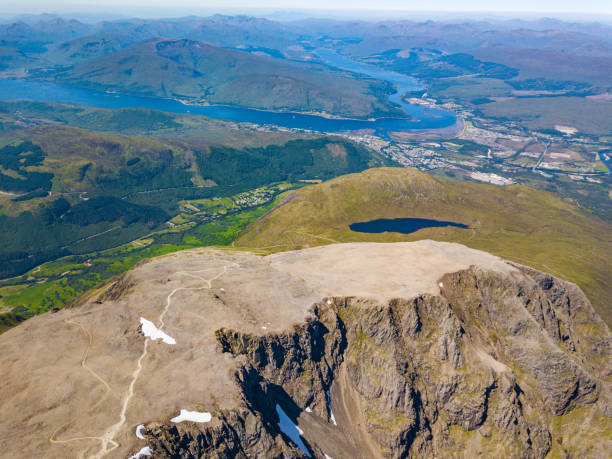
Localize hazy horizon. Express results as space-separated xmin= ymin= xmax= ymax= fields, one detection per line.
xmin=1 ymin=0 xmax=612 ymax=23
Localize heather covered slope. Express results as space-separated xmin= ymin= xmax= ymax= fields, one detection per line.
xmin=237 ymin=168 xmax=612 ymax=327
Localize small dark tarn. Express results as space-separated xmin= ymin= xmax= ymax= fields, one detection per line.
xmin=349 ymin=218 xmax=469 ymax=234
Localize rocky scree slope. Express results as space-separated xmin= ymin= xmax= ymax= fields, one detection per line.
xmin=140 ymin=262 xmax=611 ymax=458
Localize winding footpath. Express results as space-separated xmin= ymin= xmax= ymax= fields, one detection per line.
xmin=47 ymin=259 xmax=238 ymax=458
xmin=49 ymin=319 xmax=115 ymax=455
xmin=94 ymin=262 xmax=237 ymax=458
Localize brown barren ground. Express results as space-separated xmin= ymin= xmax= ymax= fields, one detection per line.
xmin=0 ymin=241 xmax=515 ymax=458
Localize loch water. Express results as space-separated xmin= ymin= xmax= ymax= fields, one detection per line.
xmin=349 ymin=218 xmax=469 ymax=234
xmin=0 ymin=51 xmax=456 ymax=136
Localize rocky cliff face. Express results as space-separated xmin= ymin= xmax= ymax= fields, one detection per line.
xmin=138 ymin=265 xmax=612 ymax=458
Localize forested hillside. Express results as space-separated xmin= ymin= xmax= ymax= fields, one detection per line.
xmin=0 ymin=124 xmax=384 ymax=278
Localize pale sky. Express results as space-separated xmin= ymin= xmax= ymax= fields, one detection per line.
xmin=2 ymin=0 xmax=611 ymax=17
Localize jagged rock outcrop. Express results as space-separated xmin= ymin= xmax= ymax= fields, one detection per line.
xmin=144 ymin=265 xmax=611 ymax=458
xmin=144 ymin=407 xmax=303 ymax=458
xmin=2 ymin=242 xmax=609 ymax=459
xmin=97 ymin=271 xmax=137 ymax=302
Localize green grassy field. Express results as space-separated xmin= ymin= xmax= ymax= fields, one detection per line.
xmin=237 ymin=168 xmax=612 ymax=327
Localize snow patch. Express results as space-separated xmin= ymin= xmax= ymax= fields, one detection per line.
xmin=135 ymin=424 xmax=145 ymax=440
xmin=171 ymin=409 xmax=212 ymax=423
xmin=325 ymin=455 xmax=334 ymax=459
xmin=129 ymin=446 xmax=152 ymax=458
xmin=326 ymin=390 xmax=337 ymax=426
xmin=275 ymin=404 xmax=310 ymax=457
xmin=439 ymin=282 xmax=443 ymax=288
xmin=326 ymin=300 xmax=332 ymax=305
xmin=261 ymin=326 xmax=267 ymax=330
xmin=140 ymin=317 xmax=176 ymax=345
xmin=305 ymin=406 xmax=312 ymax=413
